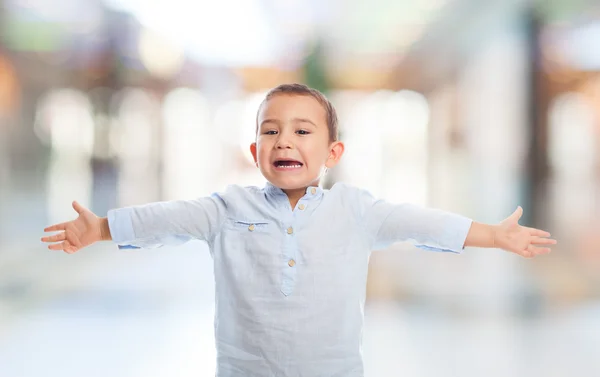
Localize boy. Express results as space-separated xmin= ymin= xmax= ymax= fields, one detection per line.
xmin=42 ymin=84 xmax=556 ymax=376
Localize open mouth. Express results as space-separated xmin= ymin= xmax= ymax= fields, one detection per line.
xmin=273 ymin=159 xmax=304 ymax=169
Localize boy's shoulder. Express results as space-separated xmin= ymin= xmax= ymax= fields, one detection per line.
xmin=208 ymin=185 xmax=268 ymax=215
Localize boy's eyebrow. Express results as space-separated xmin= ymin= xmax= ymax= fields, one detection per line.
xmin=293 ymin=118 xmax=317 ymax=127
xmin=260 ymin=118 xmax=318 ymax=127
xmin=259 ymin=119 xmax=278 ymax=127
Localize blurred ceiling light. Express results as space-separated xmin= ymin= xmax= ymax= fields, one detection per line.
xmin=105 ymin=0 xmax=278 ymax=66
xmin=138 ymin=28 xmax=185 ymax=79
xmin=328 ymin=0 xmax=443 ymax=57
xmin=104 ymin=0 xmax=448 ymax=67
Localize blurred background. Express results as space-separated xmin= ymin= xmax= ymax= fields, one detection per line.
xmin=0 ymin=0 xmax=599 ymax=376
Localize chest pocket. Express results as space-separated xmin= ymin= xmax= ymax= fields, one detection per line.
xmin=224 ymin=219 xmax=280 ymax=260
xmin=230 ymin=220 xmax=271 ymax=233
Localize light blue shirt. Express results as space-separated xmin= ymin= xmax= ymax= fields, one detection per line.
xmin=108 ymin=182 xmax=472 ymax=376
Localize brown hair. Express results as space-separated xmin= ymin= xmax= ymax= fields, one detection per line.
xmin=256 ymin=83 xmax=339 ymax=142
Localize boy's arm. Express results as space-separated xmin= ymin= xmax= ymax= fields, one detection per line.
xmin=359 ymin=187 xmax=555 ymax=257
xmin=43 ymin=194 xmax=227 ymax=253
xmin=106 ymin=195 xmax=227 ymax=249
xmin=365 ymin=199 xmax=473 ymax=253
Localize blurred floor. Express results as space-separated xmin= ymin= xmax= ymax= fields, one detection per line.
xmin=1 ymin=239 xmax=599 ymax=377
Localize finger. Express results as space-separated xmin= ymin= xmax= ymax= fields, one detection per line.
xmin=48 ymin=241 xmax=67 ymax=251
xmin=524 ymin=227 xmax=551 ymax=237
xmin=527 ymin=244 xmax=551 ymax=255
xmin=509 ymin=206 xmax=523 ymax=223
xmin=516 ymin=249 xmax=534 ymax=259
xmin=65 ymin=244 xmax=78 ymax=254
xmin=72 ymin=201 xmax=85 ymax=215
xmin=48 ymin=240 xmax=78 ymax=253
xmin=44 ymin=222 xmax=68 ymax=232
xmin=41 ymin=232 xmax=66 ymax=243
xmin=531 ymin=236 xmax=557 ymax=245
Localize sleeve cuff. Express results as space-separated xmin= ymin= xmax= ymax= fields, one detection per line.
xmin=440 ymin=215 xmax=473 ymax=253
xmin=118 ymin=245 xmax=141 ymax=250
xmin=416 ymin=215 xmax=473 ymax=254
xmin=107 ymin=207 xmax=137 ymax=245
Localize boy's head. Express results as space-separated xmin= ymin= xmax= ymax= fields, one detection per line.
xmin=250 ymin=84 xmax=344 ymax=191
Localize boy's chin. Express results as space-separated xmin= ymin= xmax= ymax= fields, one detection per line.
xmin=267 ymin=177 xmax=318 ymax=191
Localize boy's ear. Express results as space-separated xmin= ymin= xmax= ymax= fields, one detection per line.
xmin=250 ymin=143 xmax=258 ymax=166
xmin=325 ymin=141 xmax=345 ymax=168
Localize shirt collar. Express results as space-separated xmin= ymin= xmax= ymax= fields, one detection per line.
xmin=264 ymin=182 xmax=323 ymax=200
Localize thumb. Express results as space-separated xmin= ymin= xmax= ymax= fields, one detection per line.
xmin=508 ymin=206 xmax=523 ymax=223
xmin=72 ymin=201 xmax=85 ymax=215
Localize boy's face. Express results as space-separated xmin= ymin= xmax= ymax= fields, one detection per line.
xmin=250 ymin=94 xmax=344 ymax=190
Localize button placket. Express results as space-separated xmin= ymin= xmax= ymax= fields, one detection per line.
xmin=281 ymin=221 xmax=298 ymax=296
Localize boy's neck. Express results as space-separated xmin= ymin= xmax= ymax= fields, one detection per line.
xmin=283 ymin=187 xmax=306 ymax=209
xmin=282 ymin=187 xmax=309 ymax=210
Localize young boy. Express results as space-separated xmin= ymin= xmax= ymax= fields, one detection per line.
xmin=42 ymin=84 xmax=556 ymax=376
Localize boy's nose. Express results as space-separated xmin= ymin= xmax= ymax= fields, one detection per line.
xmin=275 ymin=137 xmax=293 ymax=149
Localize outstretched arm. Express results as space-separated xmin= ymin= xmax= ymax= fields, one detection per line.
xmin=355 ymin=184 xmax=556 ymax=257
xmin=465 ymin=206 xmax=556 ymax=258
xmin=42 ymin=194 xmax=228 ymax=253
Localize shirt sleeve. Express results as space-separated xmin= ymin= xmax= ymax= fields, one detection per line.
xmin=107 ymin=192 xmax=227 ymax=249
xmin=358 ymin=188 xmax=473 ymax=253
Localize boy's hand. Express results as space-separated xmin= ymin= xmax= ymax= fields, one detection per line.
xmin=41 ymin=201 xmax=106 ymax=254
xmin=494 ymin=206 xmax=557 ymax=258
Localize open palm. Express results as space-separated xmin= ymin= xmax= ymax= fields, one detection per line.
xmin=494 ymin=207 xmax=556 ymax=258
xmin=42 ymin=201 xmax=102 ymax=253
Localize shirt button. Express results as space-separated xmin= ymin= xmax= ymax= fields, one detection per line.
xmin=288 ymin=259 xmax=296 ymax=267
xmin=311 ymin=188 xmax=317 ymax=194
xmin=287 ymin=227 xmax=294 ymax=235
xmin=298 ymin=204 xmax=306 ymax=210
xmin=248 ymin=224 xmax=255 ymax=231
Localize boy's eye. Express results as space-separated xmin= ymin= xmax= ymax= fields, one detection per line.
xmin=264 ymin=130 xmax=278 ymax=135
xmin=296 ymin=130 xmax=310 ymax=135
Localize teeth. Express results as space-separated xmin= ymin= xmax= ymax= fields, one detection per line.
xmin=278 ymin=164 xmax=302 ymax=169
